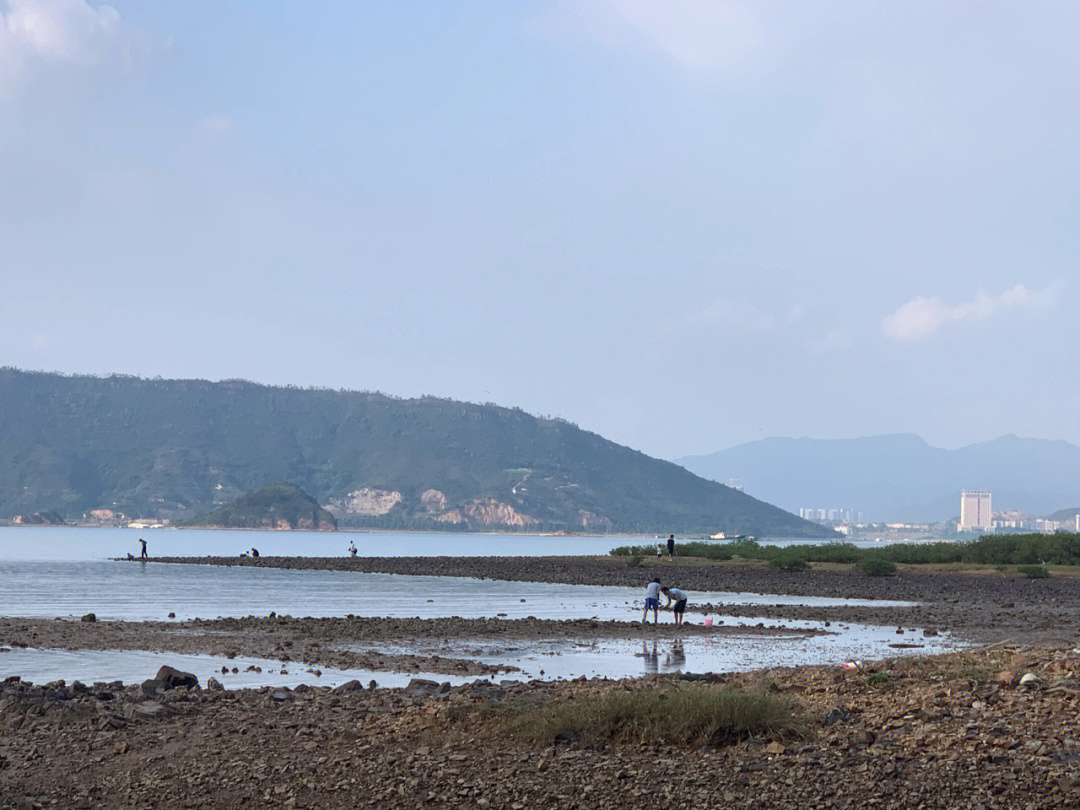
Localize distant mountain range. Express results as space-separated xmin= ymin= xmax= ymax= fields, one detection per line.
xmin=0 ymin=368 xmax=827 ymax=536
xmin=678 ymin=434 xmax=1080 ymax=523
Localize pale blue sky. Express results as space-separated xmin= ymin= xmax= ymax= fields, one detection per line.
xmin=2 ymin=1 xmax=1077 ymax=458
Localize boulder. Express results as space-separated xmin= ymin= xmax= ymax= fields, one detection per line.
xmin=81 ymin=613 xmax=96 ymax=623
xmin=140 ymin=679 xmax=167 ymax=697
xmin=404 ymin=678 xmax=443 ymax=697
xmin=1020 ymin=673 xmax=1042 ymax=690
xmin=206 ymin=677 xmax=224 ymax=692
xmin=331 ymin=679 xmax=364 ymax=694
xmin=153 ymin=666 xmax=199 ymax=690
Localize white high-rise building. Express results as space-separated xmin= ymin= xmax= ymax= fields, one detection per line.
xmin=959 ymin=490 xmax=992 ymax=532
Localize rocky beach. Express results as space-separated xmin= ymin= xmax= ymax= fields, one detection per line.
xmin=4 ymin=643 xmax=1080 ymax=809
xmin=5 ymin=553 xmax=1080 ymax=808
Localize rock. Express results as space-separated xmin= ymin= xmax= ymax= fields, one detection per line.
xmin=996 ymin=670 xmax=1020 ymax=686
xmin=80 ymin=613 xmax=96 ymax=623
xmin=765 ymin=742 xmax=786 ymax=755
xmin=140 ymin=679 xmax=167 ymax=697
xmin=134 ymin=702 xmax=169 ymax=718
xmin=854 ymin=729 xmax=877 ymax=747
xmin=154 ymin=666 xmax=199 ymax=690
xmin=1020 ymin=673 xmax=1042 ymax=689
xmin=824 ymin=707 xmax=852 ymax=726
xmin=206 ymin=678 xmax=224 ymax=692
xmin=271 ymin=690 xmax=291 ymax=701
xmin=332 ymin=680 xmax=364 ymax=694
xmin=405 ymin=678 xmax=442 ymax=697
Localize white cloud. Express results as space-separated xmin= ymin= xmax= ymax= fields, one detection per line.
xmin=882 ymin=283 xmax=1061 ymax=342
xmin=529 ymin=1 xmax=1079 ymax=156
xmin=0 ymin=0 xmax=151 ymax=100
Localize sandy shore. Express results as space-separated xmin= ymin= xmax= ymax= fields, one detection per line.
xmin=4 ymin=643 xmax=1080 ymax=808
xmin=146 ymin=555 xmax=1080 ymax=644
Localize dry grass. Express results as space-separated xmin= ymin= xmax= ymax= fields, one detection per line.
xmin=502 ymin=684 xmax=804 ymax=747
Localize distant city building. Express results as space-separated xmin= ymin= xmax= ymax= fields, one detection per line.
xmin=1075 ymin=514 xmax=1080 ymax=532
xmin=959 ymin=490 xmax=992 ymax=532
xmin=799 ymin=506 xmax=865 ymax=525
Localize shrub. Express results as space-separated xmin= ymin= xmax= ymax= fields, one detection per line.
xmin=856 ymin=556 xmax=897 ymax=577
xmin=626 ymin=553 xmax=644 ymax=568
xmin=1017 ymin=564 xmax=1050 ymax=578
xmin=768 ymin=552 xmax=808 ymax=572
xmin=866 ymin=672 xmax=889 ymax=687
xmin=504 ymin=685 xmax=802 ymax=747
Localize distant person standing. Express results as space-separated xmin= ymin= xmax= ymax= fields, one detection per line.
xmin=642 ymin=578 xmax=662 ymax=624
xmin=666 ymin=534 xmax=676 ymax=558
xmin=656 ymin=542 xmax=663 ymax=559
xmin=138 ymin=538 xmax=147 ymax=560
xmin=348 ymin=541 xmax=357 ymax=557
xmin=660 ymin=586 xmax=688 ymax=626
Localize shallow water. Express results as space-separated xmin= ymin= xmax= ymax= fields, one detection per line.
xmin=0 ymin=559 xmax=914 ymax=622
xmin=361 ymin=621 xmax=957 ymax=680
xmin=0 ymin=620 xmax=959 ymax=688
xmin=0 ymin=526 xmax=622 ymax=562
xmin=0 ymin=529 xmax=957 ymax=688
xmin=0 ymin=647 xmax=469 ymax=690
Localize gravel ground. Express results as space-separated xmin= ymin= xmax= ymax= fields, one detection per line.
xmin=4 ymin=643 xmax=1080 ymax=809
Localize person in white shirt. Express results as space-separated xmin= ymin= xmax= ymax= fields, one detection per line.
xmin=660 ymin=586 xmax=688 ymax=625
xmin=642 ymin=578 xmax=662 ymax=624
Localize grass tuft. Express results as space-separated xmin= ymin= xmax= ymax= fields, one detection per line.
xmin=503 ymin=685 xmax=803 ymax=747
xmin=1017 ymin=563 xmax=1050 ymax=578
xmin=856 ymin=556 xmax=897 ymax=576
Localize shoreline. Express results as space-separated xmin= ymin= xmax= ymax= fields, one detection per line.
xmin=143 ymin=554 xmax=1080 ymax=646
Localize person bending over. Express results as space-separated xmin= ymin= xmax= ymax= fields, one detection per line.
xmin=660 ymin=586 xmax=688 ymax=626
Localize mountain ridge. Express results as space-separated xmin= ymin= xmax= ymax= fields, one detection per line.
xmin=679 ymin=434 xmax=1080 ymax=522
xmin=0 ymin=368 xmax=828 ymax=537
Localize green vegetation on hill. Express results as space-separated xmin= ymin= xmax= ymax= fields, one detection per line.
xmin=188 ymin=482 xmax=336 ymax=531
xmin=0 ymin=368 xmax=828 ymax=536
xmin=612 ymin=532 xmax=1080 ymax=567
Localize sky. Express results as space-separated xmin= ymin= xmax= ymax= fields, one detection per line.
xmin=2 ymin=1 xmax=1078 ymax=460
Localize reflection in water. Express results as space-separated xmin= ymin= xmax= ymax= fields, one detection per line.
xmin=663 ymin=638 xmax=686 ymax=671
xmin=641 ymin=640 xmax=659 ymax=675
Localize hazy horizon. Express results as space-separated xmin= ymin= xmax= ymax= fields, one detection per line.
xmin=3 ymin=1 xmax=1077 ymax=459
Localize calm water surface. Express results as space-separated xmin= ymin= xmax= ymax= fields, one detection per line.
xmin=0 ymin=527 xmax=960 ymax=686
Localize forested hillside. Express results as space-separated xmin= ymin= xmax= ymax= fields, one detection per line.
xmin=0 ymin=369 xmax=827 ymax=536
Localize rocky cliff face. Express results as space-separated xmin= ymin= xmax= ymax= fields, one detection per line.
xmin=325 ymin=488 xmax=403 ymax=516
xmin=436 ymin=498 xmax=538 ymax=527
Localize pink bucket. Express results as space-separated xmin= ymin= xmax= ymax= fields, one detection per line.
xmin=703 ymin=618 xmax=714 ymax=627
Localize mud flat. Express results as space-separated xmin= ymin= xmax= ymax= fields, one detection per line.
xmin=0 ymin=616 xmax=812 ymax=678
xmin=149 ymin=555 xmax=1080 ymax=644
xmin=4 ymin=643 xmax=1080 ymax=809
